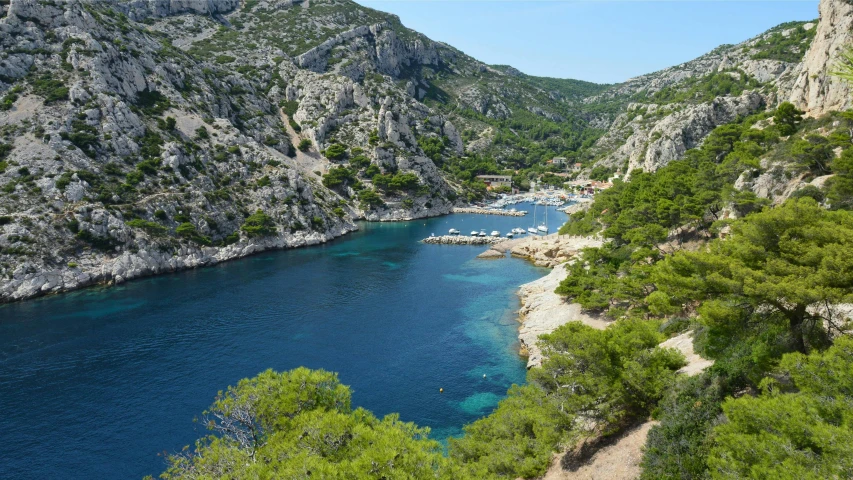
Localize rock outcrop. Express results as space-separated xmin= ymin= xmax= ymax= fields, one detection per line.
xmin=596 ymin=92 xmax=765 ymax=174
xmin=486 ymin=233 xmax=604 ymax=268
xmin=789 ymin=0 xmax=853 ymax=116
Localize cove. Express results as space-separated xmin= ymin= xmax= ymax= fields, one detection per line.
xmin=0 ymin=204 xmax=567 ymax=480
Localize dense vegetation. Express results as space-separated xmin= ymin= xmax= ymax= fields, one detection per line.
xmin=749 ymin=21 xmax=818 ymax=63
xmin=547 ymin=101 xmax=853 ymax=479
xmin=156 ymin=320 xmax=686 ymax=479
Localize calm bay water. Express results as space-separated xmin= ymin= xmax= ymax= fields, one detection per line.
xmin=0 ymin=204 xmax=566 ymax=479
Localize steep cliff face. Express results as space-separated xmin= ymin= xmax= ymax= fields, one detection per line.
xmin=789 ymin=0 xmax=853 ymax=116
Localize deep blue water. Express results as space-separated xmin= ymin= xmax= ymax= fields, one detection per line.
xmin=0 ymin=204 xmax=566 ymax=479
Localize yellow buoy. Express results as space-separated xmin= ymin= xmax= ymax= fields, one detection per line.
xmin=439 ymin=388 xmax=444 ymax=393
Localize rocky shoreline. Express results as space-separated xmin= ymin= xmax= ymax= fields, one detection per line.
xmin=479 ymin=233 xmax=604 ymax=267
xmin=510 ymin=243 xmax=611 ymax=368
xmin=1 ymin=223 xmax=359 ymax=303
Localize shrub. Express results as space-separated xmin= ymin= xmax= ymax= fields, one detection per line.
xmin=135 ymin=89 xmax=171 ymax=115
xmin=280 ymin=100 xmax=299 ymax=117
xmin=240 ymin=210 xmax=276 ymax=237
xmin=418 ymin=136 xmax=447 ymax=163
xmin=126 ymin=219 xmax=167 ymax=235
xmin=322 ymin=166 xmax=355 ymax=189
xmin=136 ymin=158 xmax=160 ymax=175
xmin=176 ymin=222 xmax=211 ymax=245
xmin=195 ymin=126 xmax=209 ymax=140
xmin=175 ymin=222 xmax=197 ymax=237
xmin=358 ymin=188 xmax=383 ymax=209
xmin=61 ymin=120 xmax=99 ymax=157
xmin=0 ymin=143 xmax=12 ymax=161
xmin=641 ymin=373 xmax=726 ymax=480
xmin=323 ymin=143 xmax=347 ymax=160
xmin=76 ymin=230 xmax=117 ymax=250
xmin=256 ymin=175 xmax=271 ymax=188
xmin=297 ymin=139 xmax=312 ymax=151
xmin=30 ymin=74 xmax=69 ymax=104
xmin=125 ymin=170 xmax=143 ymax=185
xmin=372 ymin=172 xmax=420 ymax=192
xmin=349 ymin=154 xmax=371 ymax=170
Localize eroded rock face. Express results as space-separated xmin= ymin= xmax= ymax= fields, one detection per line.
xmin=121 ymin=0 xmax=241 ymax=20
xmin=789 ymin=0 xmax=853 ymax=116
xmin=598 ymin=92 xmax=766 ymax=174
xmin=0 ymin=0 xmax=464 ymax=302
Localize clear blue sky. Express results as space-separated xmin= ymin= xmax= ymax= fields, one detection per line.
xmin=355 ymin=1 xmax=820 ymax=84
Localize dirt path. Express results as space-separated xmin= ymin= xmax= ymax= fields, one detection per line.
xmin=544 ymin=422 xmax=657 ymax=480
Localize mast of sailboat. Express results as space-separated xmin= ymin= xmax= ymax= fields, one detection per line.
xmin=532 ymin=201 xmax=536 ymax=228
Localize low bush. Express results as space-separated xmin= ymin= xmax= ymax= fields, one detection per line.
xmin=126 ymin=219 xmax=166 ymax=235
xmin=240 ymin=210 xmax=276 ymax=237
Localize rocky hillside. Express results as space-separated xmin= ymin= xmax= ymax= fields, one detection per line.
xmin=0 ymin=0 xmax=845 ymax=302
xmin=0 ymin=0 xmax=631 ymax=302
xmin=583 ymin=19 xmax=820 ymax=177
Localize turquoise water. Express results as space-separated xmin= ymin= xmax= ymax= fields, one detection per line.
xmin=0 ymin=204 xmax=567 ymax=479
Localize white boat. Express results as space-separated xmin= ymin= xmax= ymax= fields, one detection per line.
xmin=529 ymin=202 xmax=539 ymax=235
xmin=490 ymin=230 xmax=500 ymax=237
xmin=537 ymin=204 xmax=549 ymax=232
xmin=470 ymin=230 xmax=479 ymax=236
xmin=506 ymin=232 xmax=514 ymax=238
xmin=449 ymin=228 xmax=460 ymax=235
xmin=479 ymin=230 xmax=487 ymax=237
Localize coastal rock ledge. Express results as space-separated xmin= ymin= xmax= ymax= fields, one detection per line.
xmin=0 ymin=224 xmax=356 ymax=303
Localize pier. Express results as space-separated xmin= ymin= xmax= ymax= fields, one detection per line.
xmin=452 ymin=207 xmax=526 ymax=217
xmin=422 ymin=235 xmax=504 ymax=245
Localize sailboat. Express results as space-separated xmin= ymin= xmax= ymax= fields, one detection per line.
xmin=527 ymin=202 xmax=539 ymax=234
xmin=538 ymin=204 xmax=549 ymax=233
